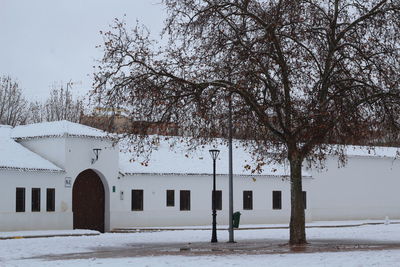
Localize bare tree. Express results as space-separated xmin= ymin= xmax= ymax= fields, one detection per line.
xmin=94 ymin=0 xmax=400 ymax=245
xmin=0 ymin=78 xmax=84 ymax=125
xmin=43 ymin=82 xmax=84 ymax=123
xmin=27 ymin=101 xmax=46 ymax=124
xmin=0 ymin=76 xmax=28 ymax=126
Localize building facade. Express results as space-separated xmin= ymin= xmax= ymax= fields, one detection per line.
xmin=0 ymin=121 xmax=399 ymax=232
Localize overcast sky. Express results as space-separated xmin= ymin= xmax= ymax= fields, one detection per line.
xmin=0 ymin=0 xmax=165 ymax=101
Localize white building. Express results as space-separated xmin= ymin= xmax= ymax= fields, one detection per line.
xmin=0 ymin=121 xmax=399 ymax=232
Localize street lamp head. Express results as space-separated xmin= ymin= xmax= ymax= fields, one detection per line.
xmin=209 ymin=149 xmax=220 ymax=160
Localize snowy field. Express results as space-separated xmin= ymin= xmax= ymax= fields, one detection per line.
xmin=1 ymin=222 xmax=400 ymax=266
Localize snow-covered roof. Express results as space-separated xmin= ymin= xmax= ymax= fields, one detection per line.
xmin=119 ymin=138 xmax=310 ymax=177
xmin=0 ymin=126 xmax=63 ymax=172
xmin=342 ymin=145 xmax=399 ymax=158
xmin=11 ymin=120 xmax=109 ymax=140
xmin=1 ymin=120 xmax=398 ymax=175
xmin=119 ymin=137 xmax=400 ymax=177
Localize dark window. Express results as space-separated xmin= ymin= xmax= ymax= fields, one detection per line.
xmin=46 ymin=188 xmax=55 ymax=212
xmin=303 ymin=191 xmax=307 ymax=210
xmin=180 ymin=190 xmax=190 ymax=211
xmin=16 ymin=188 xmax=25 ymax=212
xmin=131 ymin=190 xmax=144 ymax=211
xmin=272 ymin=191 xmax=282 ymax=210
xmin=166 ymin=190 xmax=175 ymax=207
xmin=31 ymin=188 xmax=41 ymax=212
xmin=212 ymin=190 xmax=222 ymax=210
xmin=243 ymin=191 xmax=253 ymax=210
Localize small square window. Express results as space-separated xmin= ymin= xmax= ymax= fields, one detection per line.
xmin=243 ymin=191 xmax=253 ymax=210
xmin=131 ymin=190 xmax=144 ymax=211
xmin=32 ymin=188 xmax=41 ymax=212
xmin=16 ymin=188 xmax=25 ymax=212
xmin=46 ymin=188 xmax=55 ymax=212
xmin=166 ymin=190 xmax=175 ymax=207
xmin=272 ymin=191 xmax=282 ymax=210
xmin=180 ymin=190 xmax=190 ymax=211
xmin=212 ymin=190 xmax=222 ymax=210
xmin=303 ymin=191 xmax=307 ymax=210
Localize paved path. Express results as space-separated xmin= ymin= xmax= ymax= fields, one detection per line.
xmin=32 ymin=238 xmax=400 ymax=261
xmin=112 ymin=221 xmax=400 ymax=233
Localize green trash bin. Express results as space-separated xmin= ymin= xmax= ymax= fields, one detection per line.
xmin=233 ymin=212 xmax=241 ymax=228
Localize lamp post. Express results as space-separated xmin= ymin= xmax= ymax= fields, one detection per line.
xmin=209 ymin=149 xmax=220 ymax=243
xmin=228 ymin=95 xmax=234 ymax=243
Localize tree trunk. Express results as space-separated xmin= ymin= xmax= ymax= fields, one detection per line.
xmin=289 ymin=154 xmax=306 ymax=245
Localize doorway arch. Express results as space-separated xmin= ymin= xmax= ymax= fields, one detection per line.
xmin=73 ymin=169 xmax=105 ymax=233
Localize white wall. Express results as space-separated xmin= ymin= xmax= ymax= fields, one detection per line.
xmin=309 ymin=155 xmax=400 ymax=221
xmin=64 ymin=137 xmax=120 ymax=232
xmin=1 ymin=136 xmax=120 ymax=232
xmin=2 ymin=134 xmax=317 ymax=231
xmin=0 ymin=170 xmax=71 ymax=231
xmin=111 ymin=174 xmax=312 ymax=228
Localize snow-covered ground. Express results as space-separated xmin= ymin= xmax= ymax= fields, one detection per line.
xmin=1 ymin=221 xmax=400 ymax=267
xmin=12 ymin=250 xmax=400 ymax=267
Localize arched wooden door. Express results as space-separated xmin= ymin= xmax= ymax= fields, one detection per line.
xmin=73 ymin=169 xmax=105 ymax=233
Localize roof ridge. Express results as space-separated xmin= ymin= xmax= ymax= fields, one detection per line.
xmin=11 ymin=120 xmax=109 ymax=139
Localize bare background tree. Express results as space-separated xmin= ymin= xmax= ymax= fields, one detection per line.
xmin=0 ymin=77 xmax=84 ymax=125
xmin=0 ymin=76 xmax=28 ymax=126
xmin=25 ymin=81 xmax=84 ymax=124
xmin=94 ymin=0 xmax=400 ymax=245
xmin=27 ymin=101 xmax=46 ymax=124
xmin=42 ymin=82 xmax=84 ymax=122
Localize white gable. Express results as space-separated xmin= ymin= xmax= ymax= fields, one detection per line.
xmin=11 ymin=120 xmax=108 ymax=139
xmin=0 ymin=126 xmax=63 ymax=172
